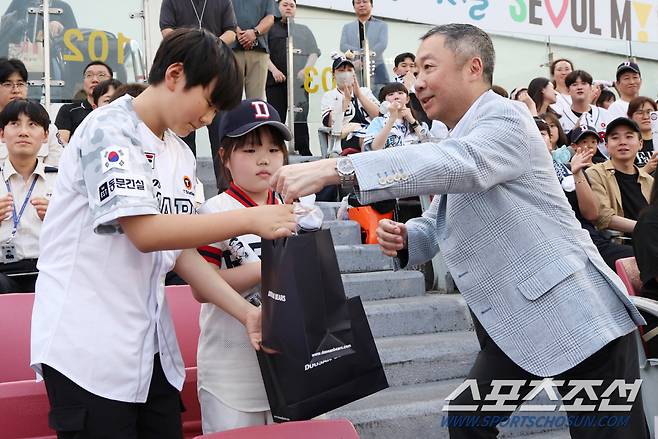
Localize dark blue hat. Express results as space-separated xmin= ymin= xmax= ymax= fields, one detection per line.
xmin=569 ymin=125 xmax=600 ymax=144
xmin=604 ymin=117 xmax=641 ymax=140
xmin=616 ymin=61 xmax=641 ymax=80
xmin=219 ymin=99 xmax=292 ymax=142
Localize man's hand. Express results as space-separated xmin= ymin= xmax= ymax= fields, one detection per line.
xmin=271 ymin=159 xmax=340 ymax=203
xmin=0 ymin=194 xmax=13 ymax=221
xmin=272 ymin=67 xmax=286 ymax=83
xmin=237 ymin=28 xmax=257 ymax=49
xmin=30 ymin=197 xmax=49 ymax=221
xmin=247 ymin=204 xmax=296 ymax=239
xmin=376 ymin=219 xmax=407 ymax=257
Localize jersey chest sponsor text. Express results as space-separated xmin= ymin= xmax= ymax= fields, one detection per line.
xmin=153 ymin=178 xmax=193 ymax=214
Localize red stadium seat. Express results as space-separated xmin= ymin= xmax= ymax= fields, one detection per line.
xmin=166 ymin=285 xmax=203 ymax=438
xmin=0 ymin=293 xmax=36 ymax=383
xmin=615 ymin=257 xmax=643 ymax=296
xmin=0 ymin=380 xmax=55 ymax=438
xmin=192 ymin=418 xmax=359 ymax=438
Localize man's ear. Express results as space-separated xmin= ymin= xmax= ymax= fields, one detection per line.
xmin=164 ymin=62 xmax=185 ymax=91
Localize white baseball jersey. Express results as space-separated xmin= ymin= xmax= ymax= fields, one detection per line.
xmin=31 ymin=95 xmax=198 ymax=403
xmin=558 ymin=105 xmax=612 ymax=158
xmin=196 ymin=183 xmax=280 ymax=412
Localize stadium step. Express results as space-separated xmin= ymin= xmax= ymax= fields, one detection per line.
xmin=342 ymin=270 xmax=425 ymax=301
xmin=364 ymin=294 xmax=473 ymax=338
xmin=327 ymin=379 xmax=570 ymax=438
xmin=376 ymin=331 xmax=479 ymax=387
xmin=323 ymin=220 xmax=361 ymax=245
xmin=335 ymin=244 xmax=394 ymax=273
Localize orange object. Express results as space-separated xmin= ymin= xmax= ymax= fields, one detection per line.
xmin=348 ymin=206 xmax=394 ymax=244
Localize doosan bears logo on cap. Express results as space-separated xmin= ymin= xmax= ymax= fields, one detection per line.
xmin=251 ymin=101 xmax=270 ymax=119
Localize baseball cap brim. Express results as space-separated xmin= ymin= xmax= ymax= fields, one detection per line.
xmin=225 ymin=120 xmax=292 ymax=141
xmin=571 ymin=130 xmax=599 ymax=144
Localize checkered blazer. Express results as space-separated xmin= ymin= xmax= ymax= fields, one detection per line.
xmin=350 ymin=91 xmax=644 ymax=377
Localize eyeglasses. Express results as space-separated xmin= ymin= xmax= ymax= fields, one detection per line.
xmin=1 ymin=81 xmax=27 ymax=90
xmin=84 ymin=72 xmax=110 ymax=80
xmin=633 ymin=109 xmax=654 ymax=117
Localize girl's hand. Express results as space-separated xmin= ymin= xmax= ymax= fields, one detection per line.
xmin=248 ymin=204 xmax=296 ymax=239
xmin=388 ymin=101 xmax=403 ymax=120
xmin=400 ymin=107 xmax=415 ymax=124
xmin=570 ymin=146 xmax=594 ymax=175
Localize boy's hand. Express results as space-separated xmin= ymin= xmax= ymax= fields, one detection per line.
xmin=250 ymin=204 xmax=296 ymax=239
xmin=245 ymin=306 xmax=278 ymax=353
xmin=377 ymin=219 xmax=407 ymax=257
xmin=0 ymin=194 xmax=13 ymax=221
xmin=31 ymin=197 xmax=49 ymax=221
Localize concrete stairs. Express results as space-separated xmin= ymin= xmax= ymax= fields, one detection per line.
xmin=197 ymin=158 xmax=569 ymax=439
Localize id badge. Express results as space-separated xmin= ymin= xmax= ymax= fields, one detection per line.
xmin=1 ymin=241 xmax=17 ymax=263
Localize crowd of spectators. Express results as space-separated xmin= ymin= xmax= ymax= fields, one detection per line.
xmin=0 ymin=0 xmax=655 ymax=309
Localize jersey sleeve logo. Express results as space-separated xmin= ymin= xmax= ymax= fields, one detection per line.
xmin=101 ymin=147 xmax=129 ymax=173
xmin=98 ymin=173 xmax=148 ymax=205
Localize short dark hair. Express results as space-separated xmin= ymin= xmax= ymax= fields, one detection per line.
xmin=565 ymin=70 xmax=592 ymax=88
xmin=420 ymin=24 xmax=495 ymax=85
xmin=627 ymin=96 xmax=657 ymax=118
xmin=596 ymin=89 xmax=616 ymax=107
xmin=0 ymin=58 xmax=28 ymax=83
xmin=491 ymin=85 xmax=508 ymax=98
xmin=149 ymin=28 xmax=242 ymax=111
xmin=83 ymin=60 xmax=113 ymax=78
xmin=534 ymin=117 xmax=549 ymax=134
xmin=549 ymin=58 xmax=573 ymax=77
xmin=0 ymin=99 xmax=50 ymax=131
xmin=394 ymin=52 xmax=415 ymax=68
xmin=378 ymin=81 xmax=408 ymax=102
xmin=92 ymin=79 xmax=122 ymax=105
xmin=352 ymin=0 xmax=372 ymax=5
xmin=219 ymin=126 xmax=288 ymax=182
xmin=109 ymin=83 xmax=147 ymax=102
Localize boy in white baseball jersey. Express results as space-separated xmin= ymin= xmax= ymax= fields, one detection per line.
xmin=30 ymin=29 xmax=295 ymax=439
xmin=197 ymin=99 xmax=289 ymax=433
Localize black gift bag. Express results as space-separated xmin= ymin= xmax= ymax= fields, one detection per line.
xmin=257 ymin=296 xmax=389 ymax=422
xmin=261 ymin=230 xmax=355 ymax=363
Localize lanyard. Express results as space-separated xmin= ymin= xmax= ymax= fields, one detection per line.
xmin=4 ymin=175 xmax=38 ymax=240
xmin=190 ymin=0 xmax=208 ymax=30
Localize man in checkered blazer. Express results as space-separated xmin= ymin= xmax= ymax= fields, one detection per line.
xmin=272 ymin=24 xmax=649 ymax=438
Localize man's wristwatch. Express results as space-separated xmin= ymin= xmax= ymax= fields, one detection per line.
xmin=335 ymin=157 xmax=357 ymax=190
xmin=253 ymin=28 xmax=261 ymax=37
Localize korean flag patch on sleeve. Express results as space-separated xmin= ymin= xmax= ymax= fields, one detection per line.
xmin=101 ymin=147 xmax=129 ymax=173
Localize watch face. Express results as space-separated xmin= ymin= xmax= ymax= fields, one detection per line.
xmin=337 ymin=158 xmax=355 ymax=175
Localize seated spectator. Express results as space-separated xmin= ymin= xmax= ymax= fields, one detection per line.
xmin=392 ymin=51 xmax=431 ymax=127
xmin=549 ymin=58 xmax=574 ymax=114
xmin=393 ymin=52 xmax=416 ymax=88
xmin=546 ymin=119 xmax=634 ymax=269
xmin=55 ymin=60 xmax=113 ymax=143
xmin=608 ymin=61 xmax=642 ymax=120
xmin=0 ymin=99 xmax=57 ymax=293
xmin=321 ymin=53 xmax=379 ymax=154
xmin=596 ymin=88 xmax=616 ymax=109
xmin=559 ymin=70 xmax=611 ymax=161
xmin=0 ymin=58 xmax=62 ymax=166
xmin=541 ymin=111 xmax=571 ymax=163
xmin=586 ymin=117 xmax=653 ymax=235
xmin=527 ymin=77 xmax=557 ymax=115
xmin=633 ymin=183 xmax=658 ymax=301
xmin=91 ymin=78 xmax=122 ymax=108
xmin=568 ymin=125 xmax=606 ymax=164
xmin=109 ymin=82 xmax=148 ymax=102
xmin=627 ymin=96 xmax=657 ymax=175
xmin=363 ymin=82 xmax=429 ymax=150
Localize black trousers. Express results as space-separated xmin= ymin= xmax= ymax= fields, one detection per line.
xmin=446 ymin=315 xmax=649 ymax=439
xmin=266 ymin=84 xmax=311 ymax=156
xmin=42 ymin=355 xmax=183 ymax=439
xmin=0 ymin=258 xmax=38 ymax=293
